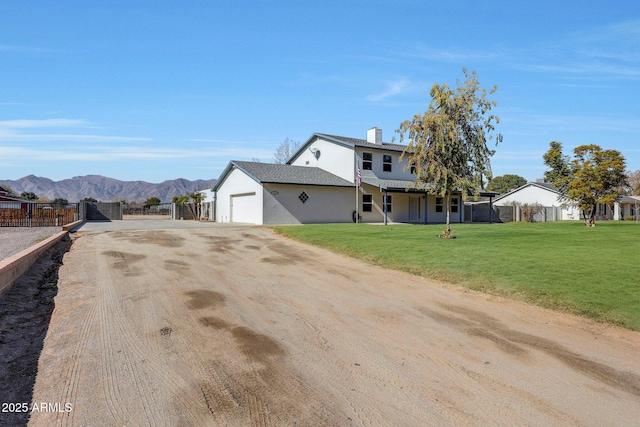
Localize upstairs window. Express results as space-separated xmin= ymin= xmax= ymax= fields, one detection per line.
xmin=362 ymin=152 xmax=372 ymax=170
xmin=383 ymin=154 xmax=392 ymax=172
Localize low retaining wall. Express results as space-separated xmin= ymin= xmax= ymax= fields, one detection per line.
xmin=0 ymin=230 xmax=68 ymax=296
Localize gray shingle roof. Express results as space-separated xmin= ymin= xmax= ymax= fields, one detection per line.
xmin=316 ymin=133 xmax=408 ymax=153
xmin=362 ymin=177 xmax=432 ymax=191
xmin=231 ymin=161 xmax=354 ymax=187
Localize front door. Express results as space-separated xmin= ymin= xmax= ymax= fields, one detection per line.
xmin=409 ymin=196 xmax=420 ymax=222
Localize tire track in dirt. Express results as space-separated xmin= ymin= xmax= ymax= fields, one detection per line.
xmin=99 ymin=248 xmax=215 ymax=425
xmin=53 ymin=298 xmax=98 ymax=427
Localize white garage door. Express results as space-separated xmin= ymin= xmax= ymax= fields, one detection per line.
xmin=230 ymin=192 xmax=260 ymax=224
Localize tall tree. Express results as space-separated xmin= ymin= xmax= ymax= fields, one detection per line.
xmin=20 ymin=191 xmax=38 ymax=200
xmin=397 ymin=69 xmax=502 ymax=238
xmin=487 ymin=174 xmax=527 ymax=193
xmin=273 ymin=137 xmax=301 ymax=164
xmin=51 ymin=198 xmax=69 ymax=206
xmin=543 ymin=142 xmax=627 ymax=227
xmin=626 ymin=169 xmax=640 ymax=195
xmin=188 ymin=192 xmax=205 ymax=220
xmin=144 ymin=196 xmax=161 ymax=206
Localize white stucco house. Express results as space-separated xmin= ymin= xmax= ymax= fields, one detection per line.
xmin=493 ymin=181 xmax=639 ymax=221
xmin=207 ymin=128 xmax=497 ymax=225
xmin=493 ymin=181 xmax=580 ymax=220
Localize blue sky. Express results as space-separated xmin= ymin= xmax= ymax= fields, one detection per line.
xmin=1 ymin=1 xmax=639 ymax=183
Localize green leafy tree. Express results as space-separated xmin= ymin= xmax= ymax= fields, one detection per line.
xmin=397 ymin=69 xmax=502 ymax=238
xmin=20 ymin=191 xmax=38 ymax=200
xmin=81 ymin=197 xmax=98 ymax=202
xmin=144 ymin=196 xmax=161 ymax=206
xmin=543 ymin=142 xmax=627 ymax=227
xmin=51 ymin=198 xmax=69 ymax=206
xmin=487 ymin=174 xmax=527 ymax=193
xmin=189 ymin=192 xmax=205 ymax=220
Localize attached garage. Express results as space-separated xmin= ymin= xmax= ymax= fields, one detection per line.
xmin=213 ymin=161 xmax=354 ymax=225
xmin=230 ymin=192 xmax=260 ymax=224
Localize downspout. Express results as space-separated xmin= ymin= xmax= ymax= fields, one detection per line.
xmin=213 ymin=190 xmax=217 ymax=222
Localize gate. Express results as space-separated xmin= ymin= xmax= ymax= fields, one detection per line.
xmin=0 ymin=202 xmax=79 ymax=227
xmin=84 ymin=202 xmax=123 ymax=221
xmin=123 ymin=202 xmax=172 ymax=216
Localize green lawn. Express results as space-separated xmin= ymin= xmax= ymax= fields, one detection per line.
xmin=272 ymin=221 xmax=640 ymax=331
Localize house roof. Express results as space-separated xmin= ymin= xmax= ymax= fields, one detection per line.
xmin=315 ymin=133 xmax=409 ymax=153
xmin=619 ymin=195 xmax=640 ymax=203
xmin=214 ymin=161 xmax=354 ymax=191
xmin=287 ymin=132 xmax=408 ymax=165
xmin=493 ymin=181 xmax=559 ymax=203
xmin=361 ymin=176 xmax=499 ymax=197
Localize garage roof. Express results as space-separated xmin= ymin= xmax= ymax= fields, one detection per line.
xmin=214 ymin=161 xmax=354 ymax=190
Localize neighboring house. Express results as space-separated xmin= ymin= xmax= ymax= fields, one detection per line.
xmin=493 ymin=181 xmax=580 ymax=220
xmin=210 ymin=128 xmax=497 ymax=225
xmin=615 ymin=195 xmax=640 ymax=221
xmin=0 ymin=188 xmax=34 ymax=208
xmin=493 ymin=181 xmax=637 ymax=221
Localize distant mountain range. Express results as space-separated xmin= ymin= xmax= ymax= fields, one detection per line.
xmin=0 ymin=175 xmax=217 ymax=203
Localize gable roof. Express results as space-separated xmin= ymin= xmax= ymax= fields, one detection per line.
xmin=493 ymin=181 xmax=559 ymax=203
xmin=214 ymin=160 xmax=354 ymax=191
xmin=287 ymin=132 xmax=408 ymax=165
xmin=315 ymin=133 xmax=408 ymax=152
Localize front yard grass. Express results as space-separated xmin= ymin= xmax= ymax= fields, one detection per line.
xmin=272 ymin=221 xmax=640 ymax=331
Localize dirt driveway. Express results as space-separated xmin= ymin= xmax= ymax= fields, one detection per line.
xmin=27 ymin=224 xmax=640 ymax=426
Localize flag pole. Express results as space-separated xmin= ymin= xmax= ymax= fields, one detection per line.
xmin=355 ymin=156 xmax=359 ymax=223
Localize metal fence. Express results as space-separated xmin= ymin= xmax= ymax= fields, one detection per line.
xmin=123 ymin=203 xmax=172 ymax=216
xmin=0 ymin=202 xmax=79 ymax=227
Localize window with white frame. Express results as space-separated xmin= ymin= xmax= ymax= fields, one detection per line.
xmin=451 ymin=197 xmax=459 ymax=213
xmin=362 ymin=194 xmax=372 ymax=212
xmin=384 ymin=195 xmax=392 ymax=213
xmin=383 ymin=154 xmax=392 ymax=172
xmin=435 ymin=197 xmax=443 ymax=213
xmin=363 ymin=152 xmax=372 ymax=170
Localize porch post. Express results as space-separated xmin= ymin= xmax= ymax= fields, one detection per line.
xmin=424 ymin=195 xmax=428 ymax=224
xmin=489 ymin=196 xmax=493 ymax=224
xmin=383 ymin=189 xmax=388 ymax=225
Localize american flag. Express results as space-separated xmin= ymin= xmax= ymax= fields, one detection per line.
xmin=357 ymin=164 xmax=362 ymax=187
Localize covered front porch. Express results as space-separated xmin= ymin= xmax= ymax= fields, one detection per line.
xmin=357 ymin=178 xmax=498 ymax=225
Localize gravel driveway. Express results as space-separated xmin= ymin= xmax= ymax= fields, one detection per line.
xmin=0 ymin=227 xmax=62 ymax=260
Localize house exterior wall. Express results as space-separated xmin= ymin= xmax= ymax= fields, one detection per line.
xmin=290 ymin=137 xmax=355 ymax=182
xmin=215 ymin=168 xmax=264 ymax=224
xmin=262 ymin=184 xmax=354 ymax=224
xmin=354 ymin=147 xmax=414 ymax=181
xmin=495 ymin=185 xmax=561 ymax=206
xmin=357 ymin=186 xmax=463 ymax=223
xmin=494 ymin=184 xmax=580 ymax=220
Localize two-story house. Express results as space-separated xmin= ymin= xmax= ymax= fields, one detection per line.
xmin=211 ymin=128 xmax=475 ymax=225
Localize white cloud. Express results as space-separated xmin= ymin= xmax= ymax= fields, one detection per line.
xmin=0 ymin=44 xmax=57 ymax=54
xmin=0 ymin=118 xmax=89 ymax=129
xmin=0 ymin=145 xmax=274 ymax=163
xmin=367 ymin=78 xmax=411 ymax=102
